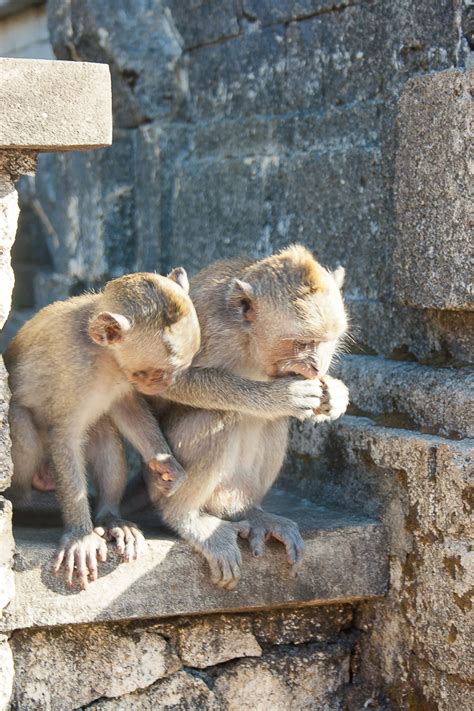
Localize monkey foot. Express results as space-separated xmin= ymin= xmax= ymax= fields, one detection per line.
xmin=97 ymin=520 xmax=147 ymax=562
xmin=201 ymin=521 xmax=249 ymax=590
xmin=52 ymin=530 xmax=108 ymax=590
xmin=242 ymin=511 xmax=305 ymax=574
xmin=32 ymin=463 xmax=56 ymax=492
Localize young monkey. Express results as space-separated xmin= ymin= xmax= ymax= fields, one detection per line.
xmin=126 ymin=245 xmax=349 ymax=589
xmin=4 ymin=269 xmax=200 ymax=589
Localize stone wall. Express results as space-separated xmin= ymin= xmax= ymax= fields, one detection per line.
xmin=5 ymin=0 xmax=473 ymax=362
xmin=1 ymin=2 xmax=473 ymax=710
xmin=10 ymin=606 xmax=355 ymax=710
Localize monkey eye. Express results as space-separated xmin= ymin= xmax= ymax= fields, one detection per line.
xmin=132 ymin=370 xmax=147 ymax=379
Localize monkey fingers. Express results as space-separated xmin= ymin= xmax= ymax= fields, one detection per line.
xmin=206 ymin=546 xmax=242 ymax=591
xmin=52 ymin=531 xmax=108 ymax=590
xmin=99 ymin=521 xmax=147 ymax=561
xmin=147 ymin=454 xmax=187 ymax=497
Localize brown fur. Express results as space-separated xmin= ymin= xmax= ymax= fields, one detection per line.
xmin=126 ymin=246 xmax=349 ymax=590
xmin=4 ymin=270 xmax=200 ymax=589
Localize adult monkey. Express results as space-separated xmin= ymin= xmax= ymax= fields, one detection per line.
xmin=128 ymin=245 xmax=349 ymax=589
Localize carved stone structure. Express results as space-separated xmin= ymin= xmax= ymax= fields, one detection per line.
xmin=0 ymin=55 xmax=112 ymax=710
xmin=0 ymin=2 xmax=473 ymax=709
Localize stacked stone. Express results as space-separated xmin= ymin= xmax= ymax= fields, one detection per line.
xmin=0 ymin=56 xmax=112 ymax=710
xmin=2 ymin=1 xmax=473 ymax=709
xmin=10 ymin=607 xmax=353 ymax=710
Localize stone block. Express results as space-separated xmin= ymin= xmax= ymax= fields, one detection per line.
xmin=167 ymin=0 xmax=241 ymax=50
xmin=168 ymin=156 xmax=268 ymax=273
xmin=394 ymin=69 xmax=473 ymax=310
xmin=1 ymin=489 xmax=387 ymax=631
xmin=0 ymin=57 xmax=111 ymax=150
xmin=346 ymin=297 xmax=474 ymax=364
xmin=47 ymin=0 xmax=184 ymax=130
xmin=185 ymin=25 xmax=286 ymax=120
xmin=177 ymin=618 xmax=261 ymax=668
xmin=334 ymin=354 xmax=474 ymax=438
xmin=0 ymin=637 xmax=13 ymax=711
xmin=213 ymin=643 xmax=350 ymax=710
xmin=10 ymin=623 xmax=181 ymax=710
xmin=0 ymin=497 xmax=14 ymax=568
xmin=0 ymin=359 xmax=12 ymax=493
xmin=250 ymin=605 xmax=353 ymax=646
xmin=89 ymin=670 xmax=217 ymax=711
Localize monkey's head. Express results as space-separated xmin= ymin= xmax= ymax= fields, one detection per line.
xmin=88 ymin=269 xmax=200 ymax=395
xmin=228 ymin=245 xmax=347 ymax=379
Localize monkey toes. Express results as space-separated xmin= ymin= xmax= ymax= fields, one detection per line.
xmin=202 ymin=521 xmax=249 ymax=590
xmin=52 ymin=530 xmax=108 ymax=590
xmin=243 ymin=512 xmax=305 ymax=576
xmin=97 ymin=520 xmax=147 ymax=562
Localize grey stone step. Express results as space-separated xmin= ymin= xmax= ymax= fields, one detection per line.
xmin=333 ymin=354 xmax=473 ymax=438
xmin=1 ymin=488 xmax=387 ymax=631
xmin=287 ymin=416 xmax=473 ymax=526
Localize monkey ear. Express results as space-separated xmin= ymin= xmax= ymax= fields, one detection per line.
xmin=227 ymin=278 xmax=256 ymax=322
xmin=167 ymin=267 xmax=189 ymax=294
xmin=89 ymin=311 xmax=131 ymax=346
xmin=333 ymin=266 xmax=345 ymax=289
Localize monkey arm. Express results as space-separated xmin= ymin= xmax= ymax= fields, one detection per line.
xmin=161 ymin=367 xmax=323 ymax=420
xmin=110 ymin=392 xmax=187 ymax=496
xmin=110 ymin=392 xmax=174 ymax=461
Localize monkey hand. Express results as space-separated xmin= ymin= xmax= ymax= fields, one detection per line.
xmin=97 ymin=519 xmax=148 ymax=562
xmin=52 ymin=530 xmax=108 ymax=590
xmin=241 ymin=510 xmax=304 ymax=577
xmin=271 ymin=377 xmax=324 ymax=420
xmin=313 ymin=375 xmax=349 ymax=422
xmin=147 ymin=453 xmax=187 ymax=497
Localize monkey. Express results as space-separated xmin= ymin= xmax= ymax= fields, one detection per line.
xmin=3 ymin=268 xmax=200 ymax=589
xmin=124 ymin=245 xmax=349 ymax=590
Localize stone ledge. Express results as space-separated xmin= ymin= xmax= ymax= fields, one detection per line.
xmin=333 ymin=354 xmax=473 ymax=438
xmin=0 ymin=58 xmax=112 ymax=150
xmin=0 ymin=489 xmax=387 ymax=631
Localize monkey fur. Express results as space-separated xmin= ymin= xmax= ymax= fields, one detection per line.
xmin=125 ymin=246 xmax=349 ymax=590
xmin=4 ymin=268 xmax=200 ymax=589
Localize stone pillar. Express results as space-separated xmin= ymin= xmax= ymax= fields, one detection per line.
xmin=0 ymin=57 xmax=111 ymax=710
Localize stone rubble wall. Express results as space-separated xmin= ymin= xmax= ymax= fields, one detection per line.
xmin=5 ymin=0 xmax=473 ymax=363
xmin=0 ymin=151 xmax=36 ymax=711
xmin=0 ymin=2 xmax=472 ymax=710
xmin=10 ymin=606 xmax=354 ymax=711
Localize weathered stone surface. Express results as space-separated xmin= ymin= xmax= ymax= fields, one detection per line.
xmin=288 ymin=415 xmax=474 ymax=705
xmin=347 ymin=297 xmax=474 ymax=365
xmin=0 ymin=167 xmax=19 ymax=331
xmin=89 ymin=670 xmax=217 ymax=711
xmin=0 ymin=498 xmax=14 ymax=611
xmin=250 ymin=605 xmax=353 ymax=646
xmin=213 ymin=644 xmax=350 ymax=711
xmin=0 ymin=57 xmax=111 ymax=149
xmin=1 ymin=489 xmax=387 ymax=631
xmin=47 ymin=0 xmax=185 ymax=130
xmin=0 ymin=637 xmax=13 ymax=711
xmin=334 ymin=354 xmax=474 ymax=438
xmin=10 ymin=623 xmax=181 ymax=710
xmin=177 ymin=618 xmax=261 ymax=668
xmin=0 ymin=359 xmax=12 ymax=493
xmin=394 ymin=69 xmax=473 ymax=310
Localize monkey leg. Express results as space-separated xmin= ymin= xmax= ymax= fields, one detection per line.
xmin=88 ymin=417 xmax=147 ymax=562
xmin=7 ymin=401 xmax=45 ymax=501
xmin=49 ymin=425 xmax=108 ymax=590
xmin=161 ymin=506 xmax=250 ymax=590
